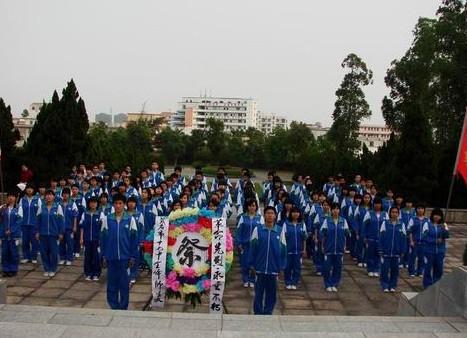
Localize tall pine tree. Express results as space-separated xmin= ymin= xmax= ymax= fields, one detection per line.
xmin=0 ymin=98 xmax=20 ymax=188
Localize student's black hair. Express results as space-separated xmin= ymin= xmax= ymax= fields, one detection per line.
xmin=373 ymin=197 xmax=383 ymax=205
xmin=395 ymin=193 xmax=404 ymax=200
xmin=127 ymin=196 xmax=138 ymax=204
xmin=195 ymin=169 xmax=203 ymax=176
xmin=171 ymin=199 xmax=182 ymax=210
xmin=174 ymin=166 xmax=182 ymax=172
xmin=415 ymin=202 xmax=426 ymax=210
xmin=217 ymin=179 xmax=227 ymax=186
xmin=141 ymin=187 xmax=152 ymax=197
xmin=430 ymin=208 xmax=444 ymax=224
xmin=330 ymin=202 xmax=340 ymax=211
xmin=284 ymin=198 xmax=293 ymax=206
xmin=112 ymin=193 xmax=126 ymax=203
xmin=267 ymin=170 xmax=275 ymax=177
xmin=288 ymin=206 xmax=303 ymax=222
xmin=318 ymin=191 xmax=326 ymax=197
xmin=354 ymin=193 xmax=363 ymax=200
xmin=292 ymin=173 xmax=300 ymax=182
xmin=99 ymin=192 xmax=109 ymax=200
xmin=45 ymin=189 xmax=55 ymax=195
xmin=322 ymin=198 xmax=332 ymax=206
xmin=7 ymin=191 xmax=16 ymax=197
xmin=61 ymin=187 xmax=71 ymax=195
xmin=71 ymin=183 xmax=79 ymax=189
xmin=389 ymin=206 xmax=400 ymax=217
xmin=25 ymin=183 xmax=35 ymax=191
xmin=170 ymin=173 xmax=179 ymax=180
xmin=88 ymin=196 xmax=98 ymax=205
xmin=263 ymin=206 xmax=277 ymax=215
xmin=244 ymin=198 xmax=258 ymax=213
xmin=242 ymin=171 xmax=251 ymax=178
xmin=38 ymin=182 xmax=47 ymax=188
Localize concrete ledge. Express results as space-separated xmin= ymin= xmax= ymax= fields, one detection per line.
xmin=0 ymin=279 xmax=6 ymax=304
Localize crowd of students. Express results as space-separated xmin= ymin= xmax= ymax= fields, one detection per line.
xmin=0 ymin=164 xmax=450 ymax=313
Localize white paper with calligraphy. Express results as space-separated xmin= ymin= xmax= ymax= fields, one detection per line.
xmin=151 ymin=216 xmax=169 ymax=308
xmin=209 ymin=217 xmax=227 ymax=313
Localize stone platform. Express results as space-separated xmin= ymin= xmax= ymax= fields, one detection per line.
xmin=0 ymin=304 xmax=466 ymax=337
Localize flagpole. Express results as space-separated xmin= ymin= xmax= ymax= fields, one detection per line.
xmin=445 ymin=108 xmax=467 ymax=220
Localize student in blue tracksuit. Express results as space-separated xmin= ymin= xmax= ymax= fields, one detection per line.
xmin=235 ymin=198 xmax=264 ymax=288
xmin=320 ymin=202 xmax=349 ymax=292
xmin=59 ymin=188 xmax=78 ymax=265
xmin=382 ymin=190 xmax=394 ymax=213
xmin=284 ymin=207 xmax=307 ymax=290
xmin=98 ymin=193 xmax=113 ymax=217
xmin=71 ymin=184 xmax=86 ymax=258
xmin=399 ymin=198 xmax=415 ymax=268
xmin=19 ymin=184 xmax=41 ymax=264
xmin=126 ymin=196 xmax=145 ymax=284
xmin=422 ymin=208 xmax=449 ymax=289
xmin=356 ymin=193 xmax=372 ymax=267
xmin=35 ymin=189 xmax=65 ymax=277
xmin=138 ymin=188 xmax=159 ymax=237
xmin=347 ymin=193 xmax=362 ymax=261
xmin=249 ymin=206 xmax=287 ymax=315
xmin=407 ymin=204 xmax=429 ymax=277
xmin=379 ymin=207 xmax=407 ymax=292
xmin=0 ymin=192 xmax=23 ymax=277
xmin=101 ymin=194 xmax=139 ymax=310
xmin=278 ymin=199 xmax=293 ymax=228
xmin=311 ymin=199 xmax=331 ymax=276
xmin=362 ymin=198 xmax=388 ymax=277
xmin=79 ymin=197 xmax=102 ymax=281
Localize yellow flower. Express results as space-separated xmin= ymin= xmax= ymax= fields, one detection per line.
xmin=182 ymin=284 xmax=198 ymax=294
xmin=168 ymin=207 xmax=200 ymax=221
xmin=226 ymin=251 xmax=234 ymax=264
xmin=173 ymin=262 xmax=182 ymax=273
xmin=200 ymin=228 xmax=212 ymax=242
xmin=197 ymin=263 xmax=210 ymax=276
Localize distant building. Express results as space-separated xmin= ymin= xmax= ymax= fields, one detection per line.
xmin=171 ymin=96 xmax=258 ymax=133
xmin=357 ymin=124 xmax=392 ymax=153
xmin=256 ymin=112 xmax=289 ymax=134
xmin=126 ymin=111 xmax=172 ymax=129
xmin=95 ymin=113 xmax=127 ymax=127
xmin=306 ymin=122 xmax=330 ymax=139
xmin=95 ymin=113 xmax=113 ymax=125
xmin=28 ymin=102 xmax=43 ymax=118
xmin=13 ymin=117 xmax=36 ymax=147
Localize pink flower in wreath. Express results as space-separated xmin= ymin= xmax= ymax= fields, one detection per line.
xmin=226 ymin=232 xmax=233 ymax=251
xmin=169 ymin=224 xmax=176 ymax=231
xmin=202 ymin=279 xmax=211 ymax=290
xmin=182 ymin=266 xmax=196 ymax=278
xmin=166 ymin=271 xmax=180 ymax=291
xmin=183 ymin=223 xmax=202 ymax=233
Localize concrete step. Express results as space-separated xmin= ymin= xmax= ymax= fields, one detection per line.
xmin=0 ymin=304 xmax=466 ymax=337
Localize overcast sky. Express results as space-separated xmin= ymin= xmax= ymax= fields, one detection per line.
xmin=0 ymin=0 xmax=441 ymax=125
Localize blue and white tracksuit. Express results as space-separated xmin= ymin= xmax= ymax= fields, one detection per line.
xmin=36 ymin=204 xmax=65 ymax=273
xmin=284 ymin=221 xmax=307 ymax=286
xmin=235 ymin=214 xmax=264 ymax=284
xmin=311 ymin=211 xmax=329 ymax=274
xmin=320 ymin=216 xmax=349 ymax=288
xmin=59 ymin=201 xmax=78 ymax=262
xmin=128 ymin=211 xmax=144 ymax=281
xmin=19 ymin=195 xmax=41 ymax=261
xmin=379 ymin=221 xmax=407 ymax=290
xmin=407 ymin=216 xmax=429 ymax=276
xmin=362 ymin=210 xmax=388 ymax=273
xmin=100 ymin=212 xmax=138 ymax=310
xmin=71 ymin=194 xmax=86 ymax=254
xmin=400 ymin=208 xmax=415 ymax=267
xmin=80 ymin=211 xmax=103 ymax=278
xmin=0 ymin=206 xmax=23 ymax=273
xmin=248 ymin=224 xmax=287 ymax=315
xmin=422 ymin=221 xmax=449 ymax=289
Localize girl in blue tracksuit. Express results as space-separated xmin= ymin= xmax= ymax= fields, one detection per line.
xmin=138 ymin=188 xmax=159 ymax=237
xmin=284 ymin=207 xmax=307 ymax=289
xmin=362 ymin=197 xmax=388 ymax=277
xmin=249 ymin=206 xmax=287 ymax=315
xmin=379 ymin=207 xmax=407 ymax=292
xmin=347 ymin=193 xmax=362 ymax=261
xmin=0 ymin=192 xmax=23 ymax=277
xmin=235 ymin=198 xmax=264 ymax=288
xmin=79 ymin=197 xmax=102 ymax=281
xmin=278 ymin=199 xmax=293 ymax=228
xmin=400 ymin=199 xmax=415 ymax=268
xmin=311 ymin=199 xmax=331 ymax=276
xmin=35 ymin=190 xmax=65 ymax=277
xmin=422 ymin=208 xmax=449 ymax=289
xmin=59 ymin=188 xmax=78 ymax=265
xmin=407 ymin=204 xmax=429 ymax=277
xmin=356 ymin=193 xmax=372 ymax=267
xmin=19 ymin=184 xmax=41 ymax=263
xmin=100 ymin=194 xmax=139 ymax=310
xmin=320 ymin=202 xmax=349 ymax=292
xmin=127 ymin=196 xmax=145 ymax=284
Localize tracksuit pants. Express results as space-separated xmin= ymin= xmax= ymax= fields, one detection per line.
xmin=84 ymin=240 xmax=101 ymax=278
xmin=254 ymin=273 xmax=277 ymax=315
xmin=1 ymin=239 xmax=19 ymax=272
xmin=284 ymin=253 xmax=301 ymax=286
xmin=408 ymin=242 xmax=424 ymax=276
xmin=59 ymin=229 xmax=74 ymax=262
xmin=312 ymin=241 xmax=324 ymax=274
xmin=380 ymin=256 xmax=399 ymax=290
xmin=21 ymin=225 xmax=38 ymax=261
xmin=323 ymin=254 xmax=343 ymax=288
xmin=240 ymin=244 xmax=255 ymax=284
xmin=366 ymin=240 xmax=380 ymax=273
xmin=39 ymin=235 xmax=59 ymax=273
xmin=107 ymin=259 xmax=130 ymax=310
xmin=423 ymin=252 xmax=444 ymax=289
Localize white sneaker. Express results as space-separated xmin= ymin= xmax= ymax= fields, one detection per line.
xmin=249 ymin=283 xmax=254 ymax=288
xmin=326 ymin=287 xmax=333 ymax=292
xmin=32 ymin=260 xmax=38 ymax=264
xmin=368 ymin=272 xmax=374 ymax=277
xmin=399 ymin=264 xmax=403 ymax=269
xmin=374 ymin=273 xmax=380 ymax=277
xmin=383 ymin=288 xmax=389 ymax=293
xmin=49 ymin=272 xmax=56 ymax=277
xmin=357 ymin=263 xmax=363 ymax=267
xmin=292 ymin=285 xmax=297 ymax=290
xmin=363 ymin=263 xmax=367 ymax=267
xmin=92 ymin=276 xmax=99 ymax=281
xmin=65 ymin=261 xmax=72 ymax=266
xmin=345 ymin=250 xmax=350 ymax=254
xmin=409 ymin=274 xmax=415 ymax=278
xmin=85 ymin=276 xmax=92 ymax=281
xmin=20 ymin=259 xmax=29 ymax=264
xmin=316 ymin=272 xmax=322 ymax=276
xmin=286 ymin=285 xmax=292 ymax=290
xmin=390 ymin=288 xmax=396 ymax=293
xmin=74 ymin=253 xmax=80 ymax=258
xmin=243 ymin=282 xmax=249 ymax=288
xmin=58 ymin=260 xmax=65 ymax=265
xmin=43 ymin=272 xmax=49 ymax=277
xmin=130 ymin=279 xmax=136 ymax=285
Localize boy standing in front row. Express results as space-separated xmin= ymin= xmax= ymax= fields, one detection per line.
xmin=0 ymin=192 xmax=23 ymax=277
xmin=249 ymin=206 xmax=287 ymax=315
xmin=100 ymin=194 xmax=139 ymax=310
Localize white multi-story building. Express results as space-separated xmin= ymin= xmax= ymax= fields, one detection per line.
xmin=171 ymin=96 xmax=258 ymax=133
xmin=357 ymin=124 xmax=392 ymax=152
xmin=256 ymin=112 xmax=289 ymax=134
xmin=306 ymin=122 xmax=330 ymax=139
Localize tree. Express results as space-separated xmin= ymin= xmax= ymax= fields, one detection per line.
xmin=205 ymin=118 xmax=226 ymax=164
xmin=156 ymin=128 xmax=186 ymax=165
xmin=0 ymin=98 xmax=20 ymax=188
xmin=328 ymin=53 xmax=373 ymax=173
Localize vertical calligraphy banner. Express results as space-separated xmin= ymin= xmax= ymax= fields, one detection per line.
xmin=209 ymin=217 xmax=227 ymax=313
xmin=151 ymin=216 xmax=169 ymax=308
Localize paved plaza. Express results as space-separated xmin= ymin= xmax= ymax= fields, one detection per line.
xmin=3 ymin=224 xmax=466 ymax=315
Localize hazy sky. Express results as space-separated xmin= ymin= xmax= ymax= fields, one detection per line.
xmin=0 ymin=0 xmax=441 ymax=125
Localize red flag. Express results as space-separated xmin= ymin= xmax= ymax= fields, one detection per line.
xmin=455 ymin=111 xmax=467 ymax=184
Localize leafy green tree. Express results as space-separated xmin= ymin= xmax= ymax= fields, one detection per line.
xmin=156 ymin=127 xmax=186 ymax=165
xmin=205 ymin=118 xmax=226 ymax=163
xmin=0 ymin=98 xmax=20 ymax=188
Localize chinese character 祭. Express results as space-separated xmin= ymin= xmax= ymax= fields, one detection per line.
xmin=144 ymin=207 xmax=233 ymax=307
